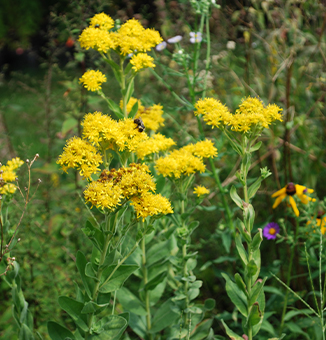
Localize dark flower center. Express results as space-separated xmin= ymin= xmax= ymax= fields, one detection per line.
xmin=286 ymin=182 xmax=296 ymax=196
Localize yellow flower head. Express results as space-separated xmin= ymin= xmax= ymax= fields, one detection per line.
xmin=84 ymin=163 xmax=157 ymax=211
xmin=0 ymin=157 xmax=24 ymax=195
xmin=79 ymin=70 xmax=107 ymax=92
xmin=89 ymin=13 xmax=114 ymax=30
xmin=194 ymin=97 xmax=231 ymax=129
xmin=193 ymin=186 xmax=210 ymax=197
xmin=122 ymin=97 xmax=145 ymax=113
xmin=183 ymin=139 xmax=218 ymax=159
xmin=122 ymin=98 xmax=165 ymax=132
xmin=116 ymin=19 xmax=163 ymax=55
xmin=271 ymin=182 xmax=316 ymax=217
xmin=114 ymin=118 xmax=148 ymax=152
xmin=230 ymin=97 xmax=283 ymax=132
xmin=136 ymin=133 xmax=176 ymax=159
xmin=195 ymin=96 xmax=283 ymax=133
xmin=57 ymin=137 xmax=103 ymax=179
xmin=116 ymin=163 xmax=156 ymax=198
xmin=78 ymin=28 xmax=117 ymax=52
xmin=82 ymin=111 xmax=120 ymax=147
xmin=84 ymin=180 xmax=123 ymax=211
xmin=131 ymin=192 xmax=173 ymax=221
xmin=130 ymin=53 xmax=155 ymax=72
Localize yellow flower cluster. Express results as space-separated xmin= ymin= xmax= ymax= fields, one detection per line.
xmin=130 ymin=53 xmax=155 ymax=72
xmin=123 ymin=97 xmax=165 ymax=132
xmin=155 ymin=139 xmax=217 ymax=178
xmin=78 ymin=14 xmax=162 ymax=56
xmin=195 ymin=96 xmax=283 ymax=133
xmin=84 ymin=163 xmax=173 ymax=220
xmin=79 ymin=70 xmax=107 ymax=92
xmin=136 ymin=133 xmax=176 ymax=159
xmin=82 ymin=112 xmax=148 ymax=152
xmin=0 ymin=157 xmax=24 ymax=195
xmin=193 ymin=185 xmax=210 ymax=197
xmin=57 ymin=137 xmax=103 ymax=179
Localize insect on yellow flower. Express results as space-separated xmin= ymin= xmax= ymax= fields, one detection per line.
xmin=271 ymin=182 xmax=316 ymax=217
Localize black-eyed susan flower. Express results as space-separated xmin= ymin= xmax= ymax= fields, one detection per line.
xmin=271 ymin=182 xmax=316 ymax=217
xmin=193 ymin=186 xmax=210 ymax=197
xmin=79 ymin=70 xmax=107 ymax=92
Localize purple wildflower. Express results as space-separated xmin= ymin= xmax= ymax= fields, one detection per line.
xmin=263 ymin=222 xmax=280 ymax=240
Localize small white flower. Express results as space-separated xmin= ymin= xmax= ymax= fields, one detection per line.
xmin=189 ymin=32 xmax=202 ymax=44
xmin=178 ymin=49 xmax=184 ymax=54
xmin=211 ymin=0 xmax=216 ymax=3
xmin=167 ymin=35 xmax=183 ymax=44
xmin=226 ymin=41 xmax=236 ymax=50
xmin=156 ymin=41 xmax=167 ymax=51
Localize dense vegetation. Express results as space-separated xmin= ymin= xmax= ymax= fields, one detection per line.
xmin=1 ymin=1 xmax=326 ymax=339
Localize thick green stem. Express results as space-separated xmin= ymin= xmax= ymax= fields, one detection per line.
xmin=85 ymin=228 xmax=113 ymax=338
xmin=141 ymin=237 xmax=153 ymax=340
xmin=183 ymin=243 xmax=190 ymax=332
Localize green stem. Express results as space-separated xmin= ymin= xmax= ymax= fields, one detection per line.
xmin=319 ymin=232 xmax=325 ymax=340
xmin=86 ymin=221 xmax=113 ymax=338
xmin=141 ymin=237 xmax=153 ymax=340
xmin=279 ymin=218 xmax=298 ymax=335
xmin=183 ymin=243 xmax=190 ymax=333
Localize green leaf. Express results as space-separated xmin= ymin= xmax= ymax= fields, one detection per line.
xmin=248 ymin=303 xmax=262 ymax=327
xmin=234 ymin=273 xmax=247 ymax=296
xmin=247 ymin=177 xmax=263 ymax=200
xmin=250 ymin=229 xmax=263 ymax=254
xmin=99 ymin=265 xmax=139 ymax=293
xmin=235 ymin=234 xmax=248 ymax=266
xmin=221 ymin=320 xmax=244 ymax=340
xmin=128 ymin=100 xmax=138 ymax=119
xmin=76 ymin=251 xmax=94 ymax=299
xmin=237 ymin=218 xmax=251 ymax=243
xmin=150 ymin=298 xmax=179 ymax=333
xmin=82 ymin=221 xmax=105 ymax=252
xmin=204 ymin=298 xmax=216 ymax=311
xmin=144 ymin=272 xmax=166 ymax=291
xmin=100 ymin=249 xmax=122 ymax=270
xmin=243 ymin=203 xmax=255 ymax=232
xmin=190 ymin=319 xmax=213 ymax=340
xmin=249 ymin=277 xmax=267 ymax=306
xmin=249 ymin=141 xmax=262 ymax=152
xmin=58 ymin=296 xmax=89 ymax=332
xmin=81 ymin=301 xmax=109 ymax=314
xmin=90 ymin=315 xmax=128 ymax=340
xmin=128 ymin=313 xmax=147 ymax=338
xmin=116 ymin=287 xmax=147 ymax=316
xmin=19 ymin=324 xmax=35 ymax=340
xmin=124 ymin=79 xmax=135 ymax=108
xmin=106 ymin=98 xmax=124 ymax=119
xmin=146 ymin=241 xmax=170 ymax=266
xmin=47 ymin=321 xmax=76 ymax=340
xmin=284 ymin=309 xmax=314 ymax=322
xmin=230 ymin=186 xmax=243 ymax=209
xmin=85 ymin=263 xmax=99 ymax=282
xmin=221 ymin=273 xmax=248 ymax=317
xmin=245 ymin=259 xmax=258 ymax=279
xmin=252 ymin=248 xmax=261 ymax=282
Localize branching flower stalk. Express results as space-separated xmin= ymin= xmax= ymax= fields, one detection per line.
xmin=195 ymin=96 xmax=282 ymax=339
